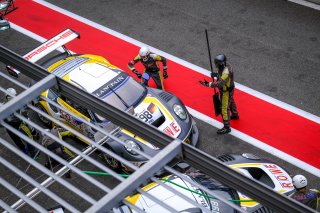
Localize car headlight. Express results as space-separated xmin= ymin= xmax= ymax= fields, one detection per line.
xmin=173 ymin=104 xmax=187 ymax=120
xmin=124 ymin=140 xmax=141 ymax=155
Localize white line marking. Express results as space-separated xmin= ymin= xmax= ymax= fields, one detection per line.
xmin=288 ymin=0 xmax=320 ymax=10
xmin=11 ymin=1 xmax=319 ymax=176
xmin=34 ymin=0 xmax=320 ymax=124
xmin=187 ymin=107 xmax=320 ymax=177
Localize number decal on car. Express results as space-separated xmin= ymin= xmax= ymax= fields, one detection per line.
xmin=138 ymin=110 xmax=154 ymax=124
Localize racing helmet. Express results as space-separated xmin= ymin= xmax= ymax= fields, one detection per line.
xmin=292 ymin=174 xmax=307 ymax=189
xmin=214 ymin=54 xmax=227 ymax=69
xmin=5 ymin=88 xmax=17 ymax=101
xmin=139 ymin=46 xmax=150 ymax=62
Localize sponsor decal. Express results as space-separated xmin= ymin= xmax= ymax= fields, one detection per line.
xmin=24 ymin=29 xmax=75 ymax=61
xmin=163 ymin=122 xmax=181 ymax=136
xmin=264 ymin=164 xmax=293 ymax=188
xmin=59 ymin=110 xmax=83 ymax=129
xmin=93 ymin=73 xmax=128 ymax=98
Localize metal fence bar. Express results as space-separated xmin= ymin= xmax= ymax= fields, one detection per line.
xmin=0 ymin=74 xmax=56 ymax=121
xmin=120 ymin=200 xmax=145 ymax=213
xmin=150 ymin=177 xmax=212 ymax=213
xmin=29 ymin=98 xmax=150 ymax=164
xmin=0 ymin=177 xmax=47 ymax=213
xmin=0 ymin=44 xmax=314 ymax=213
xmin=85 ymin=140 xmax=182 ymax=213
xmin=0 ymin=200 xmax=17 ymax=213
xmin=0 ymin=156 xmax=79 ymax=213
xmin=0 ymin=71 xmax=28 ymax=89
xmin=164 ymin=166 xmax=245 ymax=213
xmin=0 ymin=46 xmax=48 ymax=81
xmin=181 ymin=144 xmax=312 ymax=213
xmin=15 ymin=111 xmax=126 ymax=183
xmin=2 ymin=116 xmax=113 ymax=192
xmin=0 ymin=137 xmax=97 ymax=209
xmin=136 ymin=188 xmax=179 ymax=213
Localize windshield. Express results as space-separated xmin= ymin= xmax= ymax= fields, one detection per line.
xmin=93 ymin=72 xmax=146 ymax=110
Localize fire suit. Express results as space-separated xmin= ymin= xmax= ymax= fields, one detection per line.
xmin=291 ymin=189 xmax=320 ymax=211
xmin=208 ymin=64 xmax=238 ymax=129
xmin=128 ymin=53 xmax=167 ymax=90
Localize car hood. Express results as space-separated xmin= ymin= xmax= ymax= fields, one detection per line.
xmin=123 ymin=175 xmax=235 ymax=213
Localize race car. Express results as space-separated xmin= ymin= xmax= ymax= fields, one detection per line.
xmin=117 ymin=153 xmax=295 ymax=213
xmin=7 ymin=29 xmax=199 ymax=172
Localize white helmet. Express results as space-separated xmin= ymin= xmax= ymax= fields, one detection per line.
xmin=6 ymin=88 xmax=17 ymax=100
xmin=292 ymin=175 xmax=307 ymax=189
xmin=139 ymin=46 xmax=150 ymax=62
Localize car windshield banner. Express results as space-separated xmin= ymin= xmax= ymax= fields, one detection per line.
xmin=93 ymin=72 xmax=129 ymax=99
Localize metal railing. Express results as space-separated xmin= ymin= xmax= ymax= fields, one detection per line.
xmin=0 ymin=45 xmax=315 ymax=213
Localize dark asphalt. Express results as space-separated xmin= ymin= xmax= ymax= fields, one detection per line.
xmin=0 ymin=0 xmax=319 ymax=211
xmin=46 ymin=0 xmax=320 ymax=185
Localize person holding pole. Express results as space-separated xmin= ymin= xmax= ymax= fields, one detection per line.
xmin=199 ymin=30 xmax=239 ymax=134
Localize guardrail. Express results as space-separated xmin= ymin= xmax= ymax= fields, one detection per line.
xmin=0 ymin=45 xmax=315 ymax=213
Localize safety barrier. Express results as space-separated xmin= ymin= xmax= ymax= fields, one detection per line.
xmin=0 ymin=45 xmax=315 ymax=213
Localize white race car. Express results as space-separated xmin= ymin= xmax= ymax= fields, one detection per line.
xmin=7 ymin=29 xmax=199 ymax=173
xmin=116 ymin=153 xmax=295 ymax=212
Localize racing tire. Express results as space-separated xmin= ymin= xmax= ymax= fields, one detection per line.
xmin=99 ymin=145 xmax=122 ymax=173
xmin=35 ymin=103 xmax=52 ymax=128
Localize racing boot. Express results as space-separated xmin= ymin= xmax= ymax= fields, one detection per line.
xmin=218 ymin=120 xmax=231 ymax=134
xmin=217 ymin=126 xmax=231 ymax=134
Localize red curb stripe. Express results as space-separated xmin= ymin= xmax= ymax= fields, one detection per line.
xmin=6 ymin=0 xmax=320 ymax=169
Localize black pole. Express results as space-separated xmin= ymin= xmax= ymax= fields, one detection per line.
xmin=205 ymin=29 xmax=214 ymax=74
xmin=205 ymin=30 xmax=221 ymax=116
xmin=205 ymin=29 xmax=217 ymax=92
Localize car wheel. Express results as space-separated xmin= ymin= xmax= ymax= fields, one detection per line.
xmin=100 ymin=147 xmax=122 ymax=172
xmin=35 ymin=103 xmax=52 ymax=128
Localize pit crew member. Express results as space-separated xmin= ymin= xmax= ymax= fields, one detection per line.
xmin=128 ymin=46 xmax=168 ymax=90
xmin=199 ymin=54 xmax=239 ymax=134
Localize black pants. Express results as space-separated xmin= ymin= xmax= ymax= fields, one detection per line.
xmin=142 ymin=70 xmax=164 ymax=90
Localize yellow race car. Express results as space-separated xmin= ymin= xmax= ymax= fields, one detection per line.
xmin=8 ymin=29 xmax=199 ymax=173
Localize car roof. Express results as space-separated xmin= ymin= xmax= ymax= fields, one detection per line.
xmin=67 ymin=62 xmax=120 ymax=93
xmin=50 ymin=56 xmax=124 ymax=94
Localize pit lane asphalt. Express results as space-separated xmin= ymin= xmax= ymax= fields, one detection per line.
xmin=0 ymin=0 xmax=319 ymax=211
xmin=45 ymin=0 xmax=320 ymax=187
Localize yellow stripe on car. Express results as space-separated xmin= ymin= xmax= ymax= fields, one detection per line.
xmin=229 ymin=163 xmax=262 ymax=168
xmin=143 ymin=97 xmax=174 ymax=120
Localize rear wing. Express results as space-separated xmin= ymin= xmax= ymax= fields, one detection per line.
xmin=7 ymin=28 xmax=80 ymax=77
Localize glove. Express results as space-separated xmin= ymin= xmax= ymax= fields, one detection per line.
xmin=211 ymin=72 xmax=218 ymax=79
xmin=199 ymin=79 xmax=209 ymax=87
xmin=163 ymin=70 xmax=168 ymax=79
xmin=132 ymin=69 xmax=142 ymax=78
